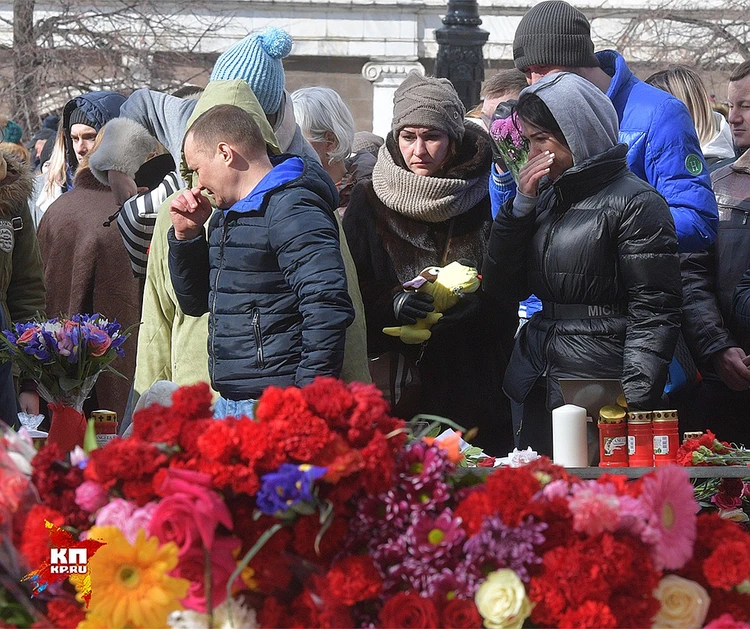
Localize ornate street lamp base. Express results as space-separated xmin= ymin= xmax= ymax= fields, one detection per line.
xmin=435 ymin=0 xmax=489 ymax=110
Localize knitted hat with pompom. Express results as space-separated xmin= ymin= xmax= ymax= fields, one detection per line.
xmin=210 ymin=27 xmax=293 ymax=115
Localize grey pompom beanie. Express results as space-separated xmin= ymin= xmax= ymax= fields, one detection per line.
xmin=391 ymin=72 xmax=465 ymax=141
xmin=513 ymin=1 xmax=599 ymax=72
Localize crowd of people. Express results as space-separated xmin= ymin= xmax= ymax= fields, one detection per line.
xmin=1 ymin=1 xmax=750 ymax=457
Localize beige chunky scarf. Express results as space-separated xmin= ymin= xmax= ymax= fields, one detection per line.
xmin=371 ymin=144 xmax=490 ymax=223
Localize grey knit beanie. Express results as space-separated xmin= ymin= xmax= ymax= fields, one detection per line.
xmin=391 ymin=72 xmax=465 ymax=141
xmin=513 ymin=1 xmax=599 ymax=72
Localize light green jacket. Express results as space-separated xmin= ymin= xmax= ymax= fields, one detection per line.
xmin=134 ymin=80 xmax=369 ymax=398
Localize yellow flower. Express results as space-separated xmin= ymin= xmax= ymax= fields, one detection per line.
xmin=74 ymin=526 xmax=190 ymax=629
xmin=652 ymin=575 xmax=711 ymax=629
xmin=474 ymin=569 xmax=532 ymax=629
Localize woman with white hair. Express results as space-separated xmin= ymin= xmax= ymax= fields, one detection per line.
xmin=291 ymin=86 xmax=375 ymax=214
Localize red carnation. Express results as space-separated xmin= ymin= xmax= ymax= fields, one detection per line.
xmin=178 ymin=418 xmax=215 ymax=457
xmin=131 ymin=402 xmax=183 ymax=444
xmin=378 ymin=592 xmax=439 ymax=629
xmin=169 ymin=382 xmax=214 ymax=419
xmin=359 ymin=431 xmax=397 ymax=494
xmin=19 ymin=504 xmax=65 ymax=569
xmin=85 ymin=438 xmax=168 ymax=505
xmin=346 ymin=382 xmax=393 ymax=447
xmin=680 ymin=514 xmax=750 ymax=592
xmin=441 ymin=598 xmax=483 ymax=628
xmin=455 ymin=488 xmax=492 ymax=536
xmin=254 ymin=385 xmax=308 ymax=424
xmin=325 ymin=555 xmax=383 ymax=605
xmin=35 ymin=599 xmax=85 ymax=629
xmin=300 ymin=377 xmax=355 ymax=427
xmin=559 ymin=601 xmax=618 ymax=629
xmin=703 ymin=540 xmax=750 ymax=590
xmin=30 ymin=444 xmax=87 ymax=528
xmin=197 ymin=420 xmax=243 ymax=464
xmin=267 ymin=413 xmax=334 ymax=462
xmin=485 ymin=466 xmax=542 ymax=526
xmin=309 ymin=433 xmax=363 ymax=484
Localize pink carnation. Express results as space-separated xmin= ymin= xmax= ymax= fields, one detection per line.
xmin=568 ymin=482 xmax=621 ymax=536
xmin=94 ymin=498 xmax=134 ymax=529
xmin=74 ymin=480 xmax=109 ymax=513
xmin=542 ymin=479 xmax=570 ymax=500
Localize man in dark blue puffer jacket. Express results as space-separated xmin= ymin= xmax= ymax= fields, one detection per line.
xmin=167 ymin=104 xmax=354 ymax=418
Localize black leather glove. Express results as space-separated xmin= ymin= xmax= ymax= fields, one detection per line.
xmin=429 ymin=293 xmax=483 ymax=342
xmin=436 ymin=293 xmax=482 ymax=326
xmin=393 ymin=291 xmax=434 ymax=324
xmin=489 ymin=99 xmax=518 ymax=171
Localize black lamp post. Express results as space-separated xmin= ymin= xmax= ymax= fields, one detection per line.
xmin=435 ymin=0 xmax=489 ymax=110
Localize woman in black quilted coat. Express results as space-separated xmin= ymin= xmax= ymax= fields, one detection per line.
xmin=483 ymin=73 xmax=682 ymax=456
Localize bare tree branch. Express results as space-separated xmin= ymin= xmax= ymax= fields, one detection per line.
xmin=2 ymin=0 xmax=231 ymax=133
xmin=595 ymin=0 xmax=750 ymax=70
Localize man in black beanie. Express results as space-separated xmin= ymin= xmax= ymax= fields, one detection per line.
xmin=499 ymin=0 xmax=718 ymax=257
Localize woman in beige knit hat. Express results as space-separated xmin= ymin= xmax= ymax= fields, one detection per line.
xmin=342 ymin=72 xmax=517 ymax=455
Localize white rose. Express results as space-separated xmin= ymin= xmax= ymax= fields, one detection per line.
xmin=475 ymin=569 xmax=532 ymax=629
xmin=652 ymin=575 xmax=710 ymax=629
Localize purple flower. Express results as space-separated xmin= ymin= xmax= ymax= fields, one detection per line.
xmin=488 ymin=114 xmax=530 ymax=182
xmin=405 ymin=510 xmax=466 ymax=562
xmin=256 ymin=463 xmax=326 ymax=517
xmin=376 ymin=509 xmax=467 ymax=595
xmin=398 ymin=441 xmax=455 ymax=490
xmin=462 ymin=515 xmax=546 ymax=587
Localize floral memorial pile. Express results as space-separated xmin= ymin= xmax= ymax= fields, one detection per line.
xmin=0 ymin=378 xmax=748 ymax=628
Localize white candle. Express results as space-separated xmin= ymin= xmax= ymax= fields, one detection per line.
xmin=552 ymin=404 xmax=588 ymax=467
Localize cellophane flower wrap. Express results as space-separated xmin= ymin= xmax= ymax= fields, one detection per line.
xmin=0 ymin=313 xmax=129 ymax=409
xmin=489 ymin=113 xmax=529 ymax=185
xmin=2 ymin=378 xmax=750 ymax=628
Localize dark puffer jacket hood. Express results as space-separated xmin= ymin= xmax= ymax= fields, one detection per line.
xmin=521 ymin=72 xmax=619 ymax=165
xmin=62 ymin=91 xmax=126 ymax=172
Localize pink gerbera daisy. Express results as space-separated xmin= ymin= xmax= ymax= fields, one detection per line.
xmin=638 ymin=466 xmax=697 ymax=570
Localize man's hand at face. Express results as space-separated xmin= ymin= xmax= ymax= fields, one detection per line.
xmin=169 ymin=186 xmax=213 ymax=240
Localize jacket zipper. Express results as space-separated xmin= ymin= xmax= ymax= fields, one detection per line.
xmin=252 ymin=309 xmax=265 ymax=369
xmin=211 ymin=220 xmax=229 ymax=379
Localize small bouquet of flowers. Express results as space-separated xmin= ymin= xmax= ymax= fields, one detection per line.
xmin=0 ymin=314 xmax=130 ymax=453
xmin=489 ymin=112 xmax=529 ymax=185
xmin=676 ymin=430 xmax=750 ymax=466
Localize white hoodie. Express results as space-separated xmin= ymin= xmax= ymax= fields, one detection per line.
xmin=702 ymin=111 xmax=735 ymax=161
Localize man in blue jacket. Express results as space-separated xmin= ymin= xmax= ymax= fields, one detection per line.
xmin=491 ymin=0 xmax=718 ymax=254
xmin=167 ymin=104 xmax=354 ymax=418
